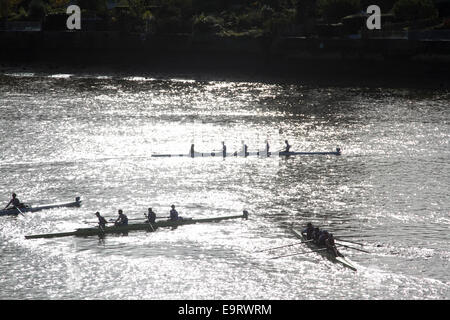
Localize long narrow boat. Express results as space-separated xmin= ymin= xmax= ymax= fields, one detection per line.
xmin=0 ymin=197 xmax=82 ymax=216
xmin=152 ymin=148 xmax=341 ymax=158
xmin=292 ymin=229 xmax=357 ymax=271
xmin=25 ymin=211 xmax=249 ymax=239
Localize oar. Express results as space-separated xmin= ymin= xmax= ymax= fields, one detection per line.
xmin=336 ymin=243 xmax=370 ymax=254
xmin=144 ymin=213 xmax=155 ymax=232
xmin=107 ymin=218 xmax=145 ymax=222
xmin=270 ymin=248 xmax=329 ymax=260
xmin=130 ymin=216 xmax=170 ymax=221
xmin=255 ymin=239 xmax=314 ymax=253
xmin=335 ymin=238 xmax=365 ymax=246
xmin=14 ymin=206 xmax=25 ymax=217
xmin=334 ymin=235 xmax=371 ymax=238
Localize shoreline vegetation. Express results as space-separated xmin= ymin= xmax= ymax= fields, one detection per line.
xmin=1 ymin=0 xmax=450 ymax=88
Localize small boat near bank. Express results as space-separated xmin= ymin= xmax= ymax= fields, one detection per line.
xmin=0 ymin=197 xmax=82 ymax=216
xmin=152 ymin=148 xmax=341 ymax=158
xmin=25 ymin=211 xmax=249 ymax=239
xmin=292 ymin=229 xmax=357 ymax=271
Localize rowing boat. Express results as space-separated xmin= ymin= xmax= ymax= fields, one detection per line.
xmin=152 ymin=148 xmax=341 ymax=158
xmin=0 ymin=197 xmax=82 ymax=216
xmin=292 ymin=229 xmax=357 ymax=271
xmin=25 ymin=211 xmax=249 ymax=239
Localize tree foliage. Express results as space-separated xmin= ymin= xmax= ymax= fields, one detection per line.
xmin=48 ymin=0 xmax=70 ymax=8
xmin=76 ymin=0 xmax=106 ymax=13
xmin=317 ymin=0 xmax=361 ymax=22
xmin=1 ymin=0 xmax=23 ymax=19
xmin=193 ymin=13 xmax=223 ymax=33
xmin=28 ymin=0 xmax=46 ymax=20
xmin=127 ymin=0 xmax=147 ymax=19
xmin=360 ymin=0 xmax=396 ymax=13
xmin=393 ymin=0 xmax=438 ymax=21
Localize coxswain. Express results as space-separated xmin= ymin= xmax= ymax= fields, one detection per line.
xmin=244 ymin=144 xmax=248 ymax=157
xmin=302 ymin=222 xmax=314 ymax=240
xmin=284 ymin=140 xmax=291 ymax=152
xmin=146 ymin=208 xmax=156 ymax=224
xmin=4 ymin=193 xmax=23 ymax=210
xmin=222 ymin=141 xmax=226 ymax=157
xmin=95 ymin=211 xmax=107 ymax=230
xmin=336 ymin=147 xmax=341 ymax=155
xmin=265 ymin=140 xmax=270 ymax=154
xmin=169 ymin=205 xmax=179 ymax=221
xmin=115 ymin=209 xmax=128 ymax=226
xmin=190 ymin=144 xmax=195 ymax=158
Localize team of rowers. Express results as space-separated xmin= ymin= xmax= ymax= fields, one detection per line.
xmin=4 ymin=196 xmax=338 ymax=252
xmin=302 ymin=222 xmax=341 ymax=257
xmin=94 ymin=205 xmax=181 ymax=230
xmin=189 ymin=140 xmax=291 ymax=157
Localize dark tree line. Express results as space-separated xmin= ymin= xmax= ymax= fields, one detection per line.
xmin=1 ymin=0 xmax=445 ymax=33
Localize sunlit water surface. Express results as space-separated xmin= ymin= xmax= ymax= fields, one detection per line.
xmin=0 ymin=73 xmax=449 ymax=299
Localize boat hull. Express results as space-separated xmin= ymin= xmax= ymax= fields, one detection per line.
xmin=0 ymin=197 xmax=82 ymax=216
xmin=152 ymin=149 xmax=341 ymax=158
xmin=292 ymin=229 xmax=357 ymax=271
xmin=25 ymin=212 xmax=248 ymax=239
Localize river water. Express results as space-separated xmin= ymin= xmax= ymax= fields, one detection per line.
xmin=0 ymin=72 xmax=448 ymax=300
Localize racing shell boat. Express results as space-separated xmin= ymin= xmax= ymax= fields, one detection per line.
xmin=25 ymin=211 xmax=249 ymax=239
xmin=292 ymin=229 xmax=357 ymax=271
xmin=0 ymin=197 xmax=82 ymax=216
xmin=152 ymin=148 xmax=341 ymax=158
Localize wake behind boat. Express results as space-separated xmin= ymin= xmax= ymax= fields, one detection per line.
xmin=25 ymin=211 xmax=249 ymax=239
xmin=0 ymin=196 xmax=82 ymax=216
